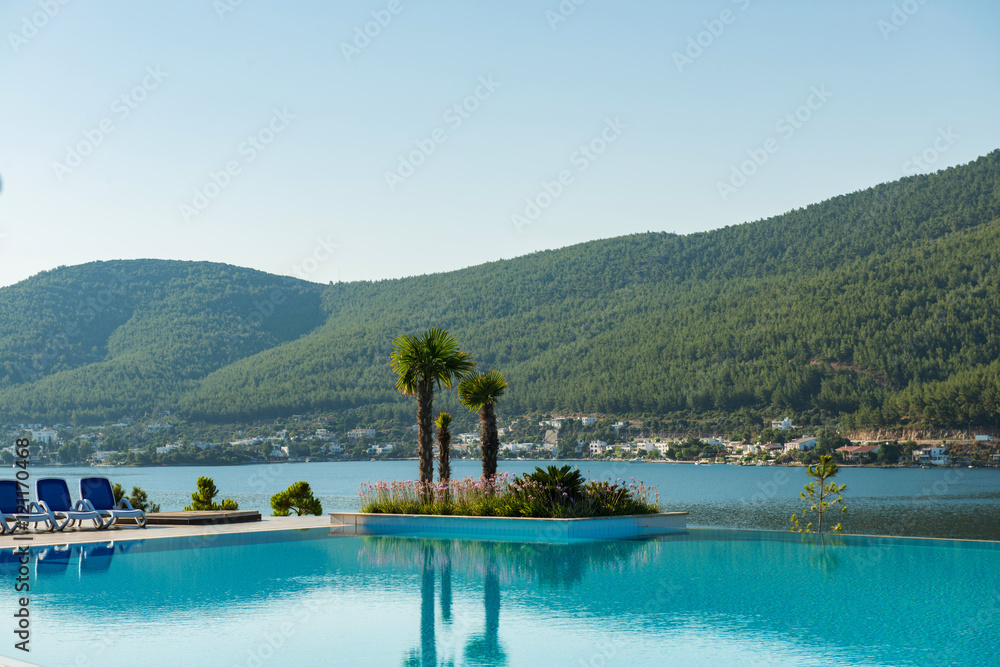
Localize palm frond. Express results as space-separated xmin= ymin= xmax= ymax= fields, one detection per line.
xmin=458 ymin=370 xmax=508 ymax=411
xmin=389 ymin=328 xmax=475 ymax=395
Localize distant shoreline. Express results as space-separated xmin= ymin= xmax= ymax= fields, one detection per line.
xmin=19 ymin=459 xmax=998 ymax=470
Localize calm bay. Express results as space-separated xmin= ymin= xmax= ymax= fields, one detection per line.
xmin=26 ymin=460 xmax=1000 ymax=540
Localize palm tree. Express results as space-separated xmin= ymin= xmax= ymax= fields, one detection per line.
xmin=435 ymin=412 xmax=453 ymax=485
xmin=458 ymin=370 xmax=508 ymax=480
xmin=390 ymin=328 xmax=475 ymax=487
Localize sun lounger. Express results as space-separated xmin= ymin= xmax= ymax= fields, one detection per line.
xmin=79 ymin=477 xmax=147 ymax=528
xmin=35 ymin=478 xmax=106 ymax=531
xmin=0 ymin=479 xmax=51 ymax=532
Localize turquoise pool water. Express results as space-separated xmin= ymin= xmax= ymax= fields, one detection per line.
xmin=2 ymin=528 xmax=997 ymax=666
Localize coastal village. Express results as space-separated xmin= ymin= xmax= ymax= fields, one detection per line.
xmin=4 ymin=413 xmax=998 ymax=468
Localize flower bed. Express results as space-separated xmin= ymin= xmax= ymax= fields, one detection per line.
xmin=358 ymin=467 xmax=660 ymax=518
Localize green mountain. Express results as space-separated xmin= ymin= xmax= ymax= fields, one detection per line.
xmin=3 ymin=150 xmax=1000 ymax=428
xmin=0 ymin=261 xmax=324 ymax=422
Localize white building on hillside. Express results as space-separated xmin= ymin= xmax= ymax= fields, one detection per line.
xmin=588 ymin=440 xmax=608 ymax=455
xmin=581 ymin=417 xmax=597 ymax=427
xmin=771 ymin=417 xmax=793 ymax=430
xmin=914 ymin=447 xmax=949 ymax=466
xmin=31 ymin=428 xmax=57 ymax=444
xmin=784 ymin=436 xmax=818 ymax=453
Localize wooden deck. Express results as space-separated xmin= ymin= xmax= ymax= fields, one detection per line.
xmin=145 ymin=510 xmax=262 ymax=525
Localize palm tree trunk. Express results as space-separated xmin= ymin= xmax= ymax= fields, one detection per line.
xmin=438 ymin=425 xmax=451 ymax=484
xmin=480 ymin=402 xmax=498 ymax=480
xmin=417 ymin=379 xmax=435 ymax=490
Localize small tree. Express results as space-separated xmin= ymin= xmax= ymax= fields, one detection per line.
xmin=184 ymin=476 xmax=239 ymax=511
xmin=435 ymin=412 xmax=453 ymax=484
xmin=111 ymin=482 xmax=126 ymax=504
xmin=557 ymin=438 xmax=577 ymax=459
xmin=790 ymin=455 xmax=847 ymax=534
xmin=271 ymin=481 xmax=323 ymax=516
xmin=129 ymin=486 xmax=161 ymax=513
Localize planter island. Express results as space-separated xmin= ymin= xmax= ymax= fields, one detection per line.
xmin=329 ymin=511 xmax=688 ymax=540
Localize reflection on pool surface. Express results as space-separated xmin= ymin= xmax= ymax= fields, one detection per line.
xmin=1 ymin=528 xmax=997 ymax=666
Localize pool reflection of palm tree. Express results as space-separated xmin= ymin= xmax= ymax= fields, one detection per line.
xmin=381 ymin=537 xmax=650 ymax=666
xmin=423 ymin=546 xmax=439 ymax=667
xmin=422 ymin=546 xmax=438 ymax=666
xmin=463 ymin=563 xmax=507 ymax=666
xmin=402 ymin=546 xmax=440 ymax=667
xmin=440 ymin=542 xmax=452 ymax=625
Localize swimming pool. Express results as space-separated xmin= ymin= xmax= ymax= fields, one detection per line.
xmin=2 ymin=528 xmax=997 ymax=666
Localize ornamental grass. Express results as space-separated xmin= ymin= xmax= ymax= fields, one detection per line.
xmin=359 ymin=470 xmax=660 ymax=518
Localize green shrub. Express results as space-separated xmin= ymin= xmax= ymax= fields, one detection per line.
xmin=523 ymin=465 xmax=584 ymax=502
xmin=129 ymin=486 xmax=160 ymax=513
xmin=183 ymin=476 xmax=239 ymax=511
xmin=271 ymin=481 xmax=323 ymax=516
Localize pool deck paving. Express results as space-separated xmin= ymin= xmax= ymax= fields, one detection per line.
xmin=0 ymin=515 xmax=329 ymax=549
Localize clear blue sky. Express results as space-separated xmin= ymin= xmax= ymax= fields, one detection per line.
xmin=1 ymin=0 xmax=998 ymax=287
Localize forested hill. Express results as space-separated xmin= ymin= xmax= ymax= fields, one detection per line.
xmin=4 ymin=150 xmax=1000 ymax=427
xmin=0 ymin=261 xmax=324 ymax=422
